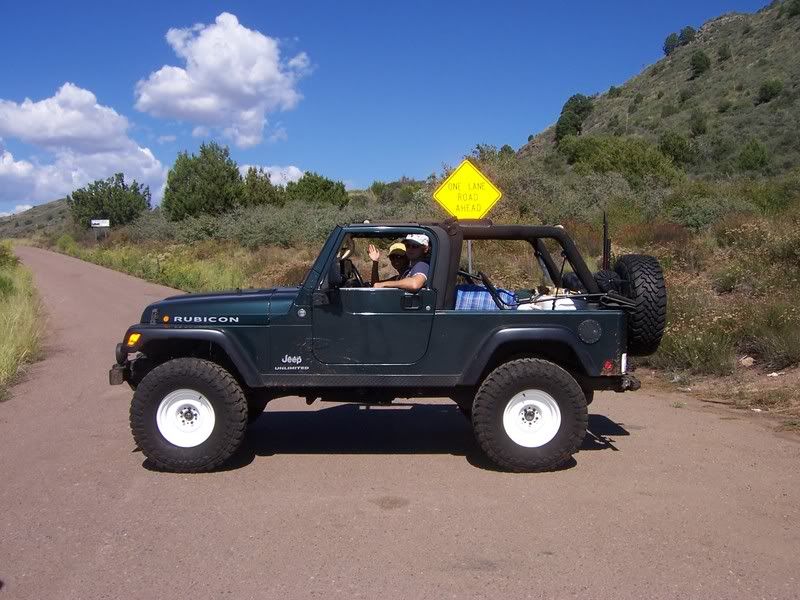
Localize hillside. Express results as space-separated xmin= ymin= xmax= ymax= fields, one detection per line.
xmin=521 ymin=1 xmax=800 ymax=177
xmin=0 ymin=199 xmax=69 ymax=238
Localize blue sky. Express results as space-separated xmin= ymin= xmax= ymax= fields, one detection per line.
xmin=0 ymin=0 xmax=766 ymax=214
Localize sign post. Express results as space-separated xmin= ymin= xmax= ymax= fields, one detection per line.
xmin=433 ymin=159 xmax=503 ymax=272
xmin=91 ymin=219 xmax=111 ymax=241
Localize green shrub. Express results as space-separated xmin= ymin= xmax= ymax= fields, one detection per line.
xmin=650 ymin=328 xmax=736 ymax=375
xmin=55 ymin=234 xmax=78 ymax=254
xmin=717 ymin=98 xmax=733 ymax=113
xmin=66 ymin=172 xmax=151 ymax=229
xmin=555 ymin=112 xmax=583 ymax=142
xmin=678 ymin=26 xmax=696 ymax=45
xmin=664 ymin=181 xmax=737 ymax=229
xmin=0 ymin=242 xmax=19 ymax=268
xmin=710 ymin=263 xmax=745 ymax=293
xmin=162 ymin=142 xmax=243 ymax=220
xmin=663 ymin=32 xmax=680 ymax=56
xmin=690 ymin=50 xmax=711 ymax=77
xmin=242 ymin=166 xmax=284 ymax=207
xmin=717 ymin=43 xmax=732 ymax=61
xmin=740 ymin=300 xmax=800 ymax=369
xmin=608 ymin=85 xmax=622 ymax=98
xmin=689 ymin=110 xmax=707 ymax=136
xmin=661 ymin=103 xmax=679 ymax=118
xmin=285 ymin=172 xmax=349 ymax=208
xmin=0 ymin=274 xmax=14 ymax=297
xmin=756 ymin=79 xmax=783 ymax=104
xmin=737 ymin=139 xmax=769 ymax=171
xmin=788 ymin=0 xmax=800 ymax=17
xmin=558 ymin=135 xmax=681 ymax=188
xmin=659 ymin=131 xmax=698 ymax=165
xmin=678 ymin=87 xmax=695 ymax=104
xmin=555 ymin=94 xmax=593 ymax=143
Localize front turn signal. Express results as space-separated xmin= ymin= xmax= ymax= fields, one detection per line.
xmin=127 ymin=332 xmax=141 ymax=347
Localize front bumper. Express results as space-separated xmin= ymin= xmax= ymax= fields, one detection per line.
xmin=109 ymin=363 xmax=128 ymax=385
xmin=110 ymin=342 xmax=130 ymax=385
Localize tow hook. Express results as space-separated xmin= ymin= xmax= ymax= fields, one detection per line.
xmin=621 ymin=374 xmax=641 ymax=392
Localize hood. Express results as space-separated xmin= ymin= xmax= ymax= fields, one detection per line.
xmin=140 ymin=287 xmax=300 ymax=326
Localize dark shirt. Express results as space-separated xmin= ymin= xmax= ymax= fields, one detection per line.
xmin=403 ymin=261 xmax=429 ymax=281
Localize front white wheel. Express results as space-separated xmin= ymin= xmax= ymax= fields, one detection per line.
xmin=156 ymin=389 xmax=216 ymax=448
xmin=130 ymin=358 xmax=247 ymax=473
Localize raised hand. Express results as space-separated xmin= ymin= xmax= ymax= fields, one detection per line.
xmin=368 ymin=244 xmax=381 ymax=262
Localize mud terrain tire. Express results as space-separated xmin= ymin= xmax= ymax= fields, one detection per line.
xmin=472 ymin=359 xmax=588 ymax=472
xmin=614 ymin=254 xmax=667 ymax=356
xmin=130 ymin=358 xmax=247 ymax=472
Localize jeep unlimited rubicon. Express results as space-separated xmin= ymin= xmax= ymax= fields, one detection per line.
xmin=110 ymin=220 xmax=666 ymax=472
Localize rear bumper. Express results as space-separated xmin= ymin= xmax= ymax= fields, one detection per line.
xmin=577 ymin=373 xmax=641 ymax=393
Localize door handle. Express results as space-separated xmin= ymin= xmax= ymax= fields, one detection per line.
xmin=401 ymin=294 xmax=421 ymax=310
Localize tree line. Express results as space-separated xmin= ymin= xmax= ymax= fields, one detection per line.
xmin=67 ymin=141 xmax=349 ymax=228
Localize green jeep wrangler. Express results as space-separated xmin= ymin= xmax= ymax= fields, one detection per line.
xmin=110 ymin=219 xmax=666 ymax=473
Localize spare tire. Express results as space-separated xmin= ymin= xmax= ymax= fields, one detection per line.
xmin=593 ymin=269 xmax=621 ymax=293
xmin=614 ymin=255 xmax=667 ymax=356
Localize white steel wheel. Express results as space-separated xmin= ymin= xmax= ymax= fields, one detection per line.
xmin=156 ymin=389 xmax=216 ymax=448
xmin=502 ymin=389 xmax=562 ymax=448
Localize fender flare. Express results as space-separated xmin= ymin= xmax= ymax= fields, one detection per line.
xmin=459 ymin=327 xmax=598 ymax=385
xmin=130 ymin=327 xmax=263 ymax=388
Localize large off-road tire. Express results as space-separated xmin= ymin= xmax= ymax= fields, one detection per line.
xmin=130 ymin=358 xmax=248 ymax=473
xmin=614 ymin=254 xmax=667 ymax=356
xmin=472 ymin=359 xmax=588 ymax=472
xmin=593 ymin=269 xmax=621 ymax=293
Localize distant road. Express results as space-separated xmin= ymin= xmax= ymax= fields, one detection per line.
xmin=2 ymin=245 xmax=799 ymax=599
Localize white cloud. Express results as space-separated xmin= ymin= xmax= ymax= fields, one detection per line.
xmin=0 ymin=85 xmax=165 ymax=206
xmin=0 ymin=203 xmax=33 ymax=218
xmin=157 ymin=134 xmax=176 ymax=144
xmin=135 ymin=13 xmax=310 ymax=148
xmin=240 ymin=164 xmax=304 ymax=187
xmin=0 ymin=83 xmax=130 ymax=153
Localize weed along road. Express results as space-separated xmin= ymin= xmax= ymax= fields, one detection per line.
xmin=0 ymin=245 xmax=797 ymax=599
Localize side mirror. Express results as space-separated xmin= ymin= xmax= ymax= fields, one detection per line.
xmin=312 ymin=290 xmax=331 ymax=306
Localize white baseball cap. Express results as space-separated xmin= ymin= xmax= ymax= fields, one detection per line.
xmin=404 ymin=233 xmax=430 ymax=247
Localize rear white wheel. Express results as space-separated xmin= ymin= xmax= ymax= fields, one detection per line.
xmin=472 ymin=358 xmax=588 ymax=472
xmin=502 ymin=390 xmax=562 ymax=448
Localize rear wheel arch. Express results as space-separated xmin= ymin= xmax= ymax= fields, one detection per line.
xmin=465 ymin=332 xmax=591 ymax=387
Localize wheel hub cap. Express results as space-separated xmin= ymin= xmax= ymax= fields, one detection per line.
xmin=156 ymin=389 xmax=216 ymax=448
xmin=502 ymin=389 xmax=562 ymax=448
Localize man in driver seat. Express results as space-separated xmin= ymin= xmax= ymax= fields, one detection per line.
xmin=373 ymin=234 xmax=429 ymax=292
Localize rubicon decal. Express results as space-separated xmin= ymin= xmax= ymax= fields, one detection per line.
xmin=168 ymin=316 xmax=241 ymax=323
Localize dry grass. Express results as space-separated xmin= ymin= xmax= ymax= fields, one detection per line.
xmin=0 ymin=243 xmax=42 ymax=400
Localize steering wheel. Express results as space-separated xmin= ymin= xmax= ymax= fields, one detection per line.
xmin=478 ymin=271 xmax=509 ymax=310
xmin=350 ymin=262 xmax=364 ymax=287
xmin=457 ymin=269 xmax=479 ymax=285
xmin=340 ymin=258 xmax=365 ymax=287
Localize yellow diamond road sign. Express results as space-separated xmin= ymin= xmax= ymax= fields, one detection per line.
xmin=433 ymin=159 xmax=502 ymax=220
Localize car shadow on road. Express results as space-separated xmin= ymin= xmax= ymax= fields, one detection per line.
xmin=153 ymin=405 xmax=629 ymax=473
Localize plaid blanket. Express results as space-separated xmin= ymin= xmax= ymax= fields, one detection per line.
xmin=455 ymin=284 xmax=517 ymax=310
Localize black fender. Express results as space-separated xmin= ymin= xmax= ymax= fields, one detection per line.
xmin=459 ymin=327 xmax=599 ymax=385
xmin=124 ymin=326 xmax=263 ymax=388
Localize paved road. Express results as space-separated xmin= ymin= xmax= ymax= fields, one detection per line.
xmin=2 ymin=246 xmax=799 ymax=600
